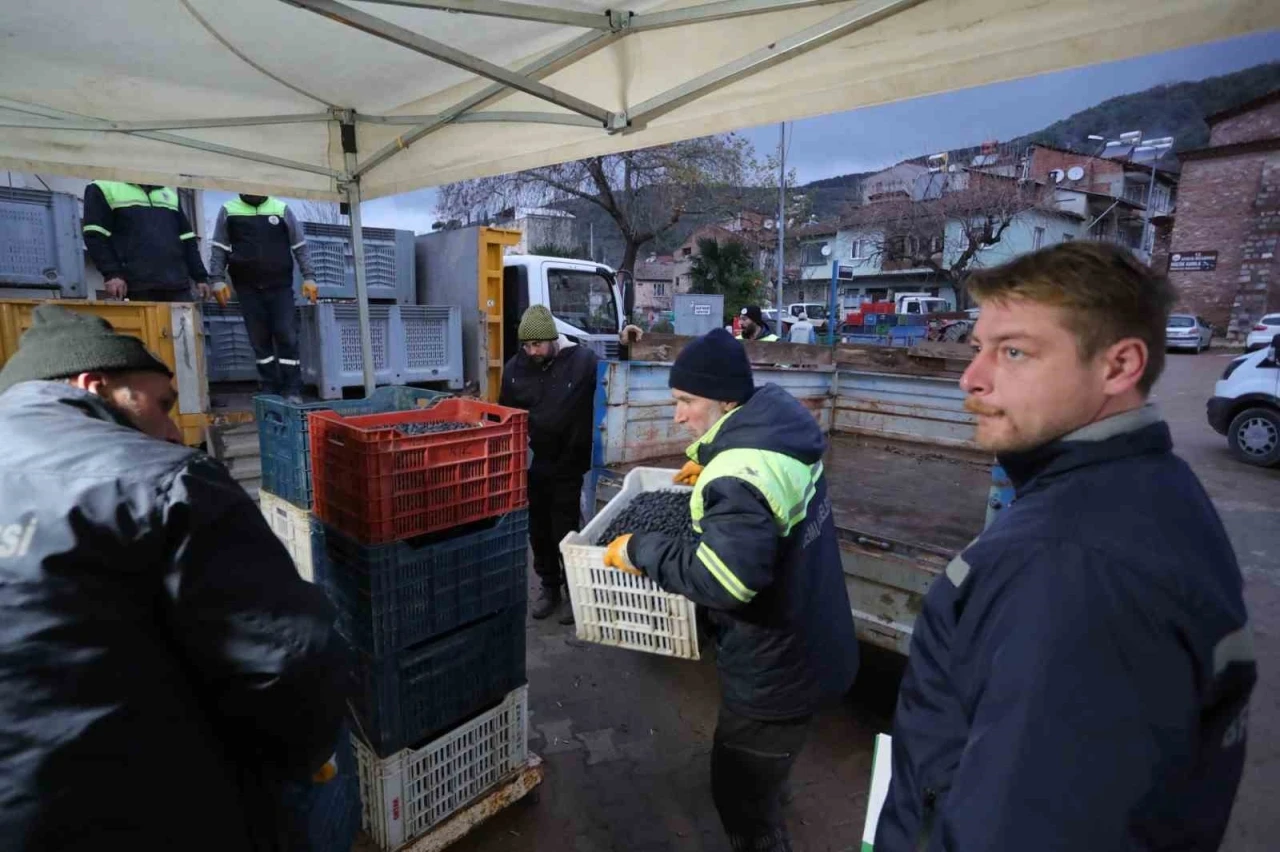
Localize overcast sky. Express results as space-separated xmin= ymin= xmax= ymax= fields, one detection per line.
xmin=205 ymin=30 xmax=1280 ymax=234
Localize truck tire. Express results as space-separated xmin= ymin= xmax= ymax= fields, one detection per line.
xmin=942 ymin=321 xmax=971 ymax=343
xmin=1228 ymin=407 xmax=1280 ymax=467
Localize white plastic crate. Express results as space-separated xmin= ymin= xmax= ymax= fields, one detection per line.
xmin=560 ymin=467 xmax=701 ymax=660
xmin=259 ymin=489 xmax=315 ymax=582
xmin=355 ymin=685 xmax=528 ymax=851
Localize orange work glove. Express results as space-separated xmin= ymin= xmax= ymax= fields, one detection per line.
xmin=673 ymin=461 xmax=703 ymax=486
xmin=604 ymin=534 xmax=642 ymax=576
xmin=302 ymin=280 xmax=319 ymax=304
xmin=312 ymin=756 xmax=337 ymax=783
xmin=211 ymin=282 xmax=232 ymax=308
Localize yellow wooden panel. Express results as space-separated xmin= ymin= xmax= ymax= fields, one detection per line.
xmin=477 ymin=227 xmax=520 ymax=402
xmin=0 ymin=299 xmax=209 ymax=446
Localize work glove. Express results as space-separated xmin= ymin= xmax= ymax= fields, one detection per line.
xmin=211 ymin=281 xmax=232 ymax=308
xmin=604 ymin=534 xmax=642 ymax=576
xmin=312 ymin=756 xmax=337 ymax=784
xmin=620 ymin=324 xmax=643 ymax=345
xmin=302 ymin=280 xmax=319 ymax=304
xmin=673 ymin=461 xmax=703 ymax=486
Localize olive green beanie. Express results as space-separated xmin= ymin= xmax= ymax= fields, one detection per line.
xmin=0 ymin=304 xmax=172 ymax=395
xmin=518 ymin=304 xmax=559 ymax=342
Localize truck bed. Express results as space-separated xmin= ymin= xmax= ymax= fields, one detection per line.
xmin=597 ymin=433 xmax=990 ymax=556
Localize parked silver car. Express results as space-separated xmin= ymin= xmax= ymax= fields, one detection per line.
xmin=1166 ymin=314 xmax=1212 ymax=353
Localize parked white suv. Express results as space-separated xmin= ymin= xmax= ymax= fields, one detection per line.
xmin=1207 ymin=336 xmax=1280 ymax=467
xmin=1246 ymin=313 xmax=1280 ymax=351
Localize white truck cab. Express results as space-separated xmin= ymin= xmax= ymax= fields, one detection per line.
xmin=895 ymin=293 xmax=954 ymax=314
xmin=1207 ymin=337 xmax=1280 ymax=467
xmin=502 ymin=255 xmax=624 ymax=361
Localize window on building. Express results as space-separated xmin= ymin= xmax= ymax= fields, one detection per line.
xmin=682 ymin=246 xmax=692 ymax=257
xmin=1032 ymin=226 xmax=1045 ymax=250
xmin=802 ymin=241 xmax=829 ymax=266
xmin=547 ymin=268 xmax=619 ymax=334
xmin=654 ymin=283 xmax=665 ymax=297
xmin=867 ymin=288 xmax=889 ymax=303
xmin=850 ymin=239 xmax=862 ymax=260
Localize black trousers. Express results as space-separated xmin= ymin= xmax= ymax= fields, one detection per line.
xmin=711 ymin=703 xmax=812 ymax=852
xmin=527 ymin=464 xmax=583 ymax=589
xmin=239 ymin=284 xmax=301 ymax=395
xmin=130 ymin=286 xmax=192 ymax=302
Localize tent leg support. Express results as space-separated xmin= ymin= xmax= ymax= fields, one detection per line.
xmin=345 ymin=181 xmax=377 ymax=397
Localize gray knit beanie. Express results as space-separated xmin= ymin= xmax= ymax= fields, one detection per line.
xmin=0 ymin=304 xmax=172 ymax=395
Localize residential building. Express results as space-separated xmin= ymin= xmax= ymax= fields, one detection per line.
xmin=633 ymin=254 xmax=677 ymax=316
xmin=493 ymin=207 xmax=582 ymax=256
xmin=671 ymin=223 xmax=763 ymax=293
xmin=1166 ymin=89 xmax=1280 ymax=338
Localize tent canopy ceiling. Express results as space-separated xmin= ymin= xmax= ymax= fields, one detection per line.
xmin=0 ymin=0 xmax=1275 ymax=201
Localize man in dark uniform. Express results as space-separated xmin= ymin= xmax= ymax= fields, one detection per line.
xmin=208 ymin=194 xmax=319 ymax=401
xmin=604 ymin=329 xmax=858 ymax=851
xmin=736 ymin=305 xmax=779 ymax=342
xmin=499 ymin=305 xmax=600 ymax=624
xmin=82 ymin=180 xmax=209 ymax=302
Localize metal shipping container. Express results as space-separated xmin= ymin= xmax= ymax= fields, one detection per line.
xmin=0 ymin=188 xmax=86 ymax=298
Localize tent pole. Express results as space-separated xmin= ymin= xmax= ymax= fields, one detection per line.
xmin=345 ymin=180 xmax=377 ymax=397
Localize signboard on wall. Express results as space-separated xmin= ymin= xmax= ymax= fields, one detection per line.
xmin=1169 ymin=251 xmax=1218 ymax=272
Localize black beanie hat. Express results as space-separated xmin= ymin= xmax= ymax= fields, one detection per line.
xmin=669 ymin=328 xmax=753 ymax=403
xmin=0 ymin=304 xmax=173 ymax=395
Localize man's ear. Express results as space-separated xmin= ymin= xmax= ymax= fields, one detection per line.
xmin=1100 ymin=337 xmax=1148 ymax=397
xmin=69 ymin=372 xmax=112 ymax=396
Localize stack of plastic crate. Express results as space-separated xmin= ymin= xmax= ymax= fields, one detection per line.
xmin=253 ymin=386 xmax=448 ymax=852
xmin=307 ymin=398 xmax=532 ymax=850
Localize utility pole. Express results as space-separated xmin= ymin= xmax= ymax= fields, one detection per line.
xmin=776 ymin=122 xmax=786 ymax=321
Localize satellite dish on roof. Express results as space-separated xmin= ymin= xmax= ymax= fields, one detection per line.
xmin=820 ymin=244 xmax=832 ymax=257
xmin=1066 ymin=166 xmax=1085 ymax=181
xmin=764 ymin=219 xmax=775 ymax=230
xmin=1049 ymin=169 xmax=1065 ymax=183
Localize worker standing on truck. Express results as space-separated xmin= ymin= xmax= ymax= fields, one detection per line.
xmin=500 ymin=304 xmax=600 ymax=624
xmin=877 ymin=242 xmax=1256 ymax=851
xmin=736 ymin=305 xmax=779 ymax=342
xmin=82 ymin=180 xmax=209 ymax=302
xmin=0 ymin=305 xmax=350 ymax=850
xmin=207 ymin=194 xmax=320 ymax=402
xmin=603 ymin=329 xmax=858 ymax=852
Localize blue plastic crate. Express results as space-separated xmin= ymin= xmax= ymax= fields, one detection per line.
xmin=350 ymin=605 xmax=527 ymax=757
xmin=281 ymin=721 xmax=361 ymax=852
xmin=315 ymin=511 xmax=529 ymax=656
xmin=255 ymin=386 xmax=448 ymax=509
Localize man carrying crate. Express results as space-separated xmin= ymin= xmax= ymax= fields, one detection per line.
xmin=500 ymin=304 xmax=599 ymax=624
xmin=602 ymin=328 xmax=859 ymax=852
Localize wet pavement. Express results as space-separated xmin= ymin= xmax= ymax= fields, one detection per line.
xmin=440 ymin=351 xmax=1279 ymax=852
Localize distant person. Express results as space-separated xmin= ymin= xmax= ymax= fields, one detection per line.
xmin=788 ymin=311 xmax=816 ymax=345
xmin=736 ymin=305 xmax=778 ymax=342
xmin=877 ymin=242 xmax=1256 ymax=851
xmin=82 ymin=180 xmax=209 ymax=302
xmin=207 ymin=194 xmax=319 ymax=402
xmin=603 ymin=329 xmax=857 ymax=852
xmin=499 ymin=305 xmax=599 ymax=625
xmin=0 ymin=305 xmax=349 ymax=849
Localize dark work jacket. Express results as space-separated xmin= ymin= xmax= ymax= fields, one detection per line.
xmin=499 ymin=342 xmax=599 ymax=477
xmin=877 ymin=406 xmax=1256 ymax=852
xmin=0 ymin=382 xmax=350 ymax=851
xmin=629 ymin=384 xmax=859 ymax=720
xmin=82 ymin=181 xmax=207 ymax=290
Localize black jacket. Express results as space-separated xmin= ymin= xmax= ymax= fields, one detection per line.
xmin=877 ymin=406 xmax=1256 ymax=852
xmin=0 ymin=382 xmax=349 ymax=851
xmin=499 ymin=342 xmax=599 ymax=476
xmin=82 ymin=181 xmax=208 ymax=290
xmin=628 ymin=384 xmax=859 ymax=719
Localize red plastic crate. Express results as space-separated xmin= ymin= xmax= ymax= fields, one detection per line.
xmin=309 ymin=399 xmax=528 ymax=544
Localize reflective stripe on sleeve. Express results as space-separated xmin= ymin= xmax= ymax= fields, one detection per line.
xmin=83 ymin=224 xmax=112 ymax=237
xmin=696 ymin=542 xmax=755 ymax=603
xmin=179 ymin=232 xmax=197 ymax=241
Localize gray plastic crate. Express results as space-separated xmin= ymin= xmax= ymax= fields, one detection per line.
xmin=203 ymin=304 xmax=260 ymax=383
xmin=0 ymin=188 xmax=85 ymax=298
xmin=298 ymin=303 xmax=463 ymax=399
xmin=398 ymin=306 xmax=463 ymax=389
xmin=299 ymin=302 xmax=396 ymax=398
xmin=290 ymin=222 xmax=416 ymax=305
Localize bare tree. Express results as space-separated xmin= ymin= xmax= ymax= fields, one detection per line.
xmin=439 ymin=134 xmax=766 ymax=293
xmin=843 ymin=170 xmax=1046 ymax=300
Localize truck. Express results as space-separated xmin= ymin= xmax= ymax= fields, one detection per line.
xmin=585 ymin=335 xmax=1007 ymax=656
xmin=414 ymin=226 xmax=625 ymax=401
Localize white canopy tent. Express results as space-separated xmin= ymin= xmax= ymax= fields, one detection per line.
xmin=2 ymin=0 xmax=1274 ymax=392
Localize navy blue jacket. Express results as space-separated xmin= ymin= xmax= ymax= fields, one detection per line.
xmin=629 ymin=384 xmax=859 ymax=719
xmin=877 ymin=406 xmax=1256 ymax=851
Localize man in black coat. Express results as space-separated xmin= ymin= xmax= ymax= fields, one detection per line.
xmin=0 ymin=305 xmax=349 ymax=850
xmin=499 ymin=304 xmax=599 ymax=624
xmin=877 ymin=242 xmax=1256 ymax=851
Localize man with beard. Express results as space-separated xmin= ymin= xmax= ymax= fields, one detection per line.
xmin=499 ymin=304 xmax=599 ymax=624
xmin=207 ymin=194 xmax=319 ymax=402
xmin=876 ymin=242 xmax=1256 ymax=851
xmin=0 ymin=305 xmax=348 ymax=850
xmin=736 ymin=305 xmax=779 ymax=342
